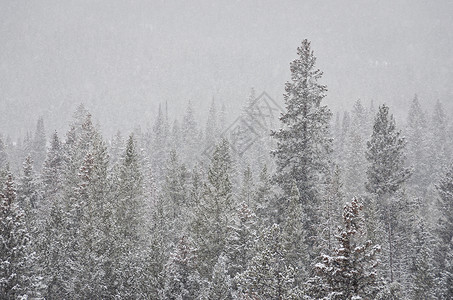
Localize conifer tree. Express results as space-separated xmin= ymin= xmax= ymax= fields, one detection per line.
xmin=191 ymin=139 xmax=234 ymax=279
xmin=159 ymin=236 xmax=201 ymax=300
xmin=0 ymin=172 xmax=35 ymax=299
xmin=313 ymin=198 xmax=381 ymax=299
xmin=436 ymin=164 xmax=453 ymax=298
xmin=32 ymin=117 xmax=46 ymax=173
xmin=181 ymin=101 xmax=199 ymax=167
xmin=271 ymin=39 xmax=332 ymax=257
xmin=366 ymin=104 xmax=412 ymax=197
xmin=405 ymin=95 xmax=428 ymax=190
xmin=203 ymin=255 xmax=234 ymax=300
xmin=366 ymin=104 xmax=412 ymax=286
xmin=281 ymin=182 xmax=308 ymax=280
xmin=0 ymin=136 xmax=8 ymax=171
xmin=225 ymin=202 xmax=257 ymax=280
xmin=236 ymin=224 xmax=301 ymax=299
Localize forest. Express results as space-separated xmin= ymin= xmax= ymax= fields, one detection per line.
xmin=1 ymin=40 xmax=453 ymax=299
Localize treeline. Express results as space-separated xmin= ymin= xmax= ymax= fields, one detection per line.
xmin=1 ymin=39 xmax=453 ymax=299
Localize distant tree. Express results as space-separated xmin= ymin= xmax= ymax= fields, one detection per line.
xmin=181 ymin=101 xmax=200 ymax=166
xmin=0 ymin=136 xmax=8 ymax=170
xmin=366 ymin=104 xmax=412 ymax=285
xmin=205 ymin=98 xmax=218 ymax=148
xmin=428 ymin=100 xmax=449 ymax=182
xmin=405 ymin=95 xmax=428 ymax=190
xmin=32 ymin=117 xmax=46 ymax=173
xmin=366 ymin=104 xmax=412 ymax=197
xmin=191 ymin=139 xmax=234 ymax=279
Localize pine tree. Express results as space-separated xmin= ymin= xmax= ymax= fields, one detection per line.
xmin=405 ymin=95 xmax=429 ymax=191
xmin=366 ymin=105 xmax=413 ymax=288
xmin=366 ymin=104 xmax=412 ymax=197
xmin=236 ymin=224 xmax=301 ymax=299
xmin=203 ymin=255 xmax=234 ymax=300
xmin=254 ymin=165 xmax=276 ymax=227
xmin=205 ymin=98 xmax=218 ymax=148
xmin=151 ymin=104 xmax=169 ymax=181
xmin=225 ymin=202 xmax=257 ymax=280
xmin=32 ymin=117 xmax=46 ymax=173
xmin=281 ymin=182 xmax=308 ymax=280
xmin=271 ymin=39 xmax=332 ymax=257
xmin=181 ymin=101 xmax=200 ymax=167
xmin=159 ymin=236 xmax=201 ymax=300
xmin=428 ymin=100 xmax=449 ymax=183
xmin=0 ymin=172 xmax=35 ymax=299
xmin=0 ymin=136 xmax=8 ymax=171
xmin=435 ymin=164 xmax=453 ymax=298
xmin=163 ymin=150 xmax=189 ymax=236
xmin=191 ymin=139 xmax=234 ymax=279
xmin=110 ymin=134 xmax=147 ymax=298
xmin=313 ymin=198 xmax=381 ymax=299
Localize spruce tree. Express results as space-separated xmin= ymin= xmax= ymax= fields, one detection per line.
xmin=271 ymin=39 xmax=332 ymax=256
xmin=313 ymin=198 xmax=381 ymax=299
xmin=405 ymin=95 xmax=428 ymax=191
xmin=0 ymin=172 xmax=34 ymax=299
xmin=366 ymin=104 xmax=411 ymax=286
xmin=159 ymin=236 xmax=201 ymax=300
xmin=191 ymin=139 xmax=234 ymax=279
xmin=366 ymin=104 xmax=412 ymax=197
xmin=32 ymin=117 xmax=46 ymax=173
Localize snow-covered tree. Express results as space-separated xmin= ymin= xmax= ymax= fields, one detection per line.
xmin=191 ymin=139 xmax=234 ymax=279
xmin=32 ymin=117 xmax=46 ymax=173
xmin=405 ymin=95 xmax=429 ymax=191
xmin=160 ymin=236 xmax=201 ymax=300
xmin=366 ymin=104 xmax=412 ymax=197
xmin=0 ymin=172 xmax=35 ymax=299
xmin=225 ymin=202 xmax=257 ymax=280
xmin=313 ymin=197 xmax=381 ymax=299
xmin=281 ymin=182 xmax=308 ymax=280
xmin=236 ymin=223 xmax=301 ymax=299
xmin=271 ymin=39 xmax=332 ymax=257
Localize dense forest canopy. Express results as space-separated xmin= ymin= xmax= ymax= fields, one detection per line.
xmin=1 ymin=38 xmax=453 ymax=299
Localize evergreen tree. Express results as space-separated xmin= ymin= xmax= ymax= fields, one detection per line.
xmin=435 ymin=164 xmax=453 ymax=298
xmin=0 ymin=136 xmax=8 ymax=171
xmin=225 ymin=202 xmax=257 ymax=280
xmin=203 ymin=255 xmax=234 ymax=300
xmin=313 ymin=198 xmax=381 ymax=299
xmin=236 ymin=224 xmax=301 ymax=299
xmin=32 ymin=117 xmax=46 ymax=173
xmin=428 ymin=100 xmax=449 ymax=183
xmin=191 ymin=139 xmax=234 ymax=279
xmin=271 ymin=39 xmax=332 ymax=256
xmin=181 ymin=101 xmax=200 ymax=167
xmin=366 ymin=104 xmax=412 ymax=197
xmin=159 ymin=236 xmax=201 ymax=300
xmin=405 ymin=95 xmax=428 ymax=191
xmin=110 ymin=134 xmax=147 ymax=298
xmin=281 ymin=182 xmax=308 ymax=280
xmin=0 ymin=172 xmax=35 ymax=299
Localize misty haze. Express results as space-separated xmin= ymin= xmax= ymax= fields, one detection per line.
xmin=1 ymin=1 xmax=453 ymax=299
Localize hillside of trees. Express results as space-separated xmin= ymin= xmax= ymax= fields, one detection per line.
xmin=1 ymin=40 xmax=453 ymax=299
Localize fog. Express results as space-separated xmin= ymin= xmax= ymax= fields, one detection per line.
xmin=1 ymin=0 xmax=452 ymax=137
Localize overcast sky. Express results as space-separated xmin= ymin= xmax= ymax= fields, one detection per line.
xmin=1 ymin=0 xmax=452 ymax=138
